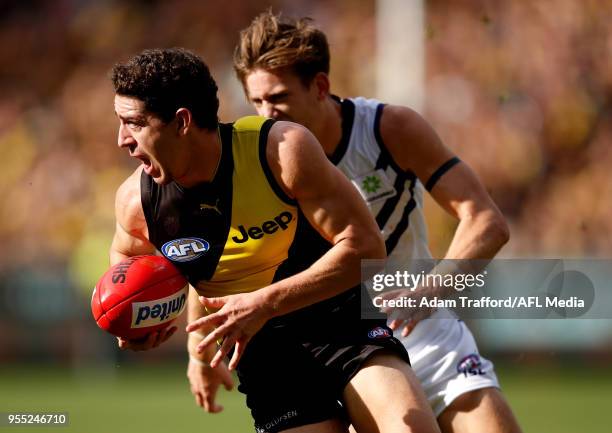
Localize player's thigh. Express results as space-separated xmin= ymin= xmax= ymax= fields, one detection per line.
xmin=343 ymin=351 xmax=440 ymax=433
xmin=280 ymin=419 xmax=348 ymax=433
xmin=437 ymin=387 xmax=522 ymax=433
xmin=237 ymin=324 xmax=346 ymax=432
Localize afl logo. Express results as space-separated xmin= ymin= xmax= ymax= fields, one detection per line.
xmin=367 ymin=326 xmax=391 ymax=339
xmin=162 ymin=238 xmax=210 ymax=262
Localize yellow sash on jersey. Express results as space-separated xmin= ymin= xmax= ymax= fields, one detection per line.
xmin=198 ymin=116 xmax=298 ymax=296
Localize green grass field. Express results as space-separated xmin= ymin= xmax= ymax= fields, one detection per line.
xmin=1 ymin=360 xmax=610 ymax=432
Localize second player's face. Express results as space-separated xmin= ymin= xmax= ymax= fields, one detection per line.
xmin=114 ymin=94 xmax=178 ymax=185
xmin=244 ymin=68 xmax=321 ymax=130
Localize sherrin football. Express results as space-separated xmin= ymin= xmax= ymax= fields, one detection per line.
xmin=91 ymin=255 xmax=188 ymax=340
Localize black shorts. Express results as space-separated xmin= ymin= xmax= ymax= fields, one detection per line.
xmin=235 ymin=287 xmax=410 ymax=433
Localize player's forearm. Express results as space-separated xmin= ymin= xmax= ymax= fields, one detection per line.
xmin=444 ymin=209 xmax=509 ymax=260
xmin=108 ymin=241 xmax=151 ymax=265
xmin=109 ymin=246 xmax=130 ymax=266
xmin=109 ymin=223 xmax=155 ymax=266
xmin=259 ymin=232 xmax=385 ymax=318
xmin=405 ymin=212 xmax=508 ymax=302
xmin=187 ymin=287 xmax=217 ymax=361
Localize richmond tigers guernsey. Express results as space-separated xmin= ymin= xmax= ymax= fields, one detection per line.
xmin=141 ymin=116 xmax=331 ymax=297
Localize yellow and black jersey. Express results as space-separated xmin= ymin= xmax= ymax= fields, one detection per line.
xmin=141 ymin=116 xmax=331 ymax=297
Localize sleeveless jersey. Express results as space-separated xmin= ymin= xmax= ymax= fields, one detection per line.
xmin=140 ymin=116 xmax=331 ymax=297
xmin=331 ymin=97 xmax=432 ymax=261
xmin=329 ymin=98 xmax=500 ymax=413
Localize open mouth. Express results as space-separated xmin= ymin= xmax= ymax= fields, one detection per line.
xmin=132 ymin=153 xmax=153 ymax=173
xmin=141 ymin=157 xmax=153 ymax=174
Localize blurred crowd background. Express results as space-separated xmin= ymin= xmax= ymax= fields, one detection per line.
xmin=0 ymin=0 xmax=610 ymax=366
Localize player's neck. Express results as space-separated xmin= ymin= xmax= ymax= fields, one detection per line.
xmin=174 ymin=127 xmax=222 ymax=189
xmin=314 ymin=96 xmax=343 ymax=157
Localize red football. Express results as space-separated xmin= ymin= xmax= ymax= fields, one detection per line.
xmin=91 ymin=255 xmax=188 ymax=340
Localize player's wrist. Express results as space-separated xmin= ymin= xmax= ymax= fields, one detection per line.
xmin=188 ymin=354 xmax=211 ymax=367
xmin=187 ymin=346 xmax=214 ymax=365
xmin=254 ymin=286 xmax=281 ymax=320
xmin=187 ymin=332 xmax=215 ymax=364
xmin=187 ymin=331 xmax=206 ymax=340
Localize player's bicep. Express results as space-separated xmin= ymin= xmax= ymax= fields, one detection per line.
xmin=110 ymin=169 xmax=155 ymax=264
xmin=268 ymin=122 xmax=382 ymax=247
xmin=297 ymin=165 xmax=370 ymax=244
xmin=380 ymin=105 xmax=495 ymax=219
xmin=110 ymin=221 xmax=156 ymax=264
xmin=380 ymin=105 xmax=456 ymax=181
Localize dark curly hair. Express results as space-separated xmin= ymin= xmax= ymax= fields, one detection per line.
xmin=111 ymin=48 xmax=219 ymax=130
xmin=233 ymin=10 xmax=330 ymax=88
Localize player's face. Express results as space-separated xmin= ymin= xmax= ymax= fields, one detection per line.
xmin=244 ymin=68 xmax=321 ymax=130
xmin=114 ymin=95 xmax=178 ymax=185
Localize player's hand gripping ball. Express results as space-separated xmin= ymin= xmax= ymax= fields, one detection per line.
xmin=91 ymin=255 xmax=188 ymax=340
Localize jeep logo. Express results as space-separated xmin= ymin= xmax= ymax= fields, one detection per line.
xmin=232 ymin=211 xmax=293 ymax=244
xmin=162 ymin=237 xmax=210 ymax=262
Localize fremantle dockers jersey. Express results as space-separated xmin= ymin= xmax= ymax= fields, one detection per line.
xmin=141 ymin=116 xmax=331 ymax=297
xmin=331 ymin=97 xmax=432 ymax=262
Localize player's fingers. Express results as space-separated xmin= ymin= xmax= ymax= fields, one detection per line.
xmin=202 ymin=394 xmax=211 ymax=412
xmin=379 ymin=289 xmax=405 ymax=301
xmin=117 ymin=337 xmax=127 ymax=350
xmin=379 ymin=290 xmax=395 ymax=301
xmin=124 ymin=332 xmax=156 ymax=351
xmin=204 ymin=387 xmax=222 ymax=413
xmin=152 ymin=328 xmax=171 ymax=348
xmin=227 ymin=338 xmax=248 ymax=371
xmin=220 ymin=367 xmax=234 ymax=391
xmin=199 ymin=296 xmax=228 ymax=309
xmin=389 ymin=316 xmax=407 ymax=331
xmin=380 ymin=302 xmax=398 ymax=315
xmin=159 ymin=326 xmax=177 ymax=344
xmin=388 ymin=318 xmax=401 ymax=330
xmin=210 ymin=333 xmax=236 ymax=368
xmin=196 ymin=324 xmax=231 ymax=354
xmin=186 ymin=312 xmax=224 ymax=333
xmin=140 ymin=330 xmax=159 ymax=350
xmin=186 ymin=315 xmax=212 ymax=333
xmin=194 ymin=391 xmax=204 ymax=408
xmin=401 ymin=321 xmax=416 ymax=338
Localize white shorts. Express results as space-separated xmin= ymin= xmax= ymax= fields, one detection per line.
xmin=393 ymin=308 xmax=500 ymax=416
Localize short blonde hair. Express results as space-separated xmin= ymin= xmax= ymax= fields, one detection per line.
xmin=233 ymin=10 xmax=330 ymax=87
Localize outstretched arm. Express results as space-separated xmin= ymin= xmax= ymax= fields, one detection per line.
xmin=380 ymin=105 xmax=509 ymax=261
xmin=379 ymin=106 xmax=509 ymax=333
xmin=186 ymin=286 xmax=234 ymax=413
xmin=258 ymin=121 xmax=386 ymax=314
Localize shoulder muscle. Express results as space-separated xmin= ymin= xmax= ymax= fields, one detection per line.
xmin=379 ymin=104 xmax=455 ymax=182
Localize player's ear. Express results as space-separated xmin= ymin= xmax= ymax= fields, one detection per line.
xmin=313 ymin=72 xmax=330 ymax=100
xmin=175 ymin=108 xmax=192 ymax=136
